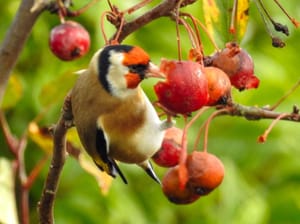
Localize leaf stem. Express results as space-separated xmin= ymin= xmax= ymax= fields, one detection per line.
xmin=269 ymin=79 xmax=300 ymax=110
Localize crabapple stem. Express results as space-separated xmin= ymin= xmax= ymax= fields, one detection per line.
xmin=175 ymin=7 xmax=182 ymax=61
xmin=257 ymin=113 xmax=288 ymax=143
xmin=56 ymin=0 xmax=66 ymax=23
xmin=193 ymin=121 xmax=205 ymax=152
xmin=100 ymin=11 xmax=110 ymax=44
xmin=203 ymin=108 xmax=229 ymax=153
xmin=112 ymin=17 xmax=125 ymax=44
xmin=229 ymin=0 xmax=238 ymax=35
xmin=273 ymin=0 xmax=300 ymax=27
xmin=181 ymin=107 xmax=209 ymax=152
xmin=181 ymin=13 xmax=220 ymax=51
xmin=257 ymin=0 xmax=275 ymax=25
xmin=185 ymin=14 xmax=202 ymax=52
xmin=178 ymin=116 xmax=188 ymax=189
xmin=255 ymin=0 xmax=277 ymax=40
xmin=178 ymin=17 xmax=199 ymax=50
xmin=178 ymin=108 xmax=208 ymax=189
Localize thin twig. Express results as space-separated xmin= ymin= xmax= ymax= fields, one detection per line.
xmin=24 ymin=155 xmax=49 ymax=190
xmin=38 ymin=93 xmax=73 ymax=224
xmin=0 ymin=111 xmax=19 ymax=156
xmin=258 ymin=113 xmax=288 ymax=143
xmin=269 ymin=79 xmax=300 ymax=111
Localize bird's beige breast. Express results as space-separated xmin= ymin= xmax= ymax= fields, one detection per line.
xmin=99 ymin=91 xmax=164 ymax=164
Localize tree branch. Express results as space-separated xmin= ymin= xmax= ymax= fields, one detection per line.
xmin=111 ymin=0 xmax=198 ymax=43
xmin=219 ymin=103 xmax=300 ymax=122
xmin=38 ymin=92 xmax=73 ymax=224
xmin=0 ymin=0 xmax=48 ymax=104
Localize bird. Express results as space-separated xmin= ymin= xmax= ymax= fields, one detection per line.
xmin=71 ymin=44 xmax=172 ymax=184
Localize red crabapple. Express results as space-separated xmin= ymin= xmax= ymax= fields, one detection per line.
xmin=203 ymin=66 xmax=232 ymax=106
xmin=186 ymin=151 xmax=224 ymax=195
xmin=49 ymin=21 xmax=90 ymax=61
xmin=210 ymin=42 xmax=259 ymax=91
xmin=162 ymin=166 xmax=200 ymax=204
xmin=154 ymin=59 xmax=209 ymax=115
xmin=152 ymin=127 xmax=183 ymax=167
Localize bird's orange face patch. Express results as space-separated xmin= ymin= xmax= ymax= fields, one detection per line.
xmin=122 ymin=46 xmax=150 ymax=66
xmin=125 ymin=73 xmax=142 ymax=89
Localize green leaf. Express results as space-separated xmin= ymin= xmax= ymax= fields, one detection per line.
xmin=28 ymin=122 xmax=53 ymax=154
xmin=38 ymin=71 xmax=77 ymax=107
xmin=235 ymin=0 xmax=250 ymax=41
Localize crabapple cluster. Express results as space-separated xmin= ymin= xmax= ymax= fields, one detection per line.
xmin=161 ymin=152 xmax=224 ymax=204
xmin=153 ymin=45 xmax=258 ymax=204
xmin=154 ymin=42 xmax=258 ymax=116
xmin=152 ymin=125 xmax=225 ymax=204
xmin=152 ymin=125 xmax=224 ymax=204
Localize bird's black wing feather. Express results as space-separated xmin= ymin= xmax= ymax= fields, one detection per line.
xmin=95 ymin=128 xmax=128 ymax=184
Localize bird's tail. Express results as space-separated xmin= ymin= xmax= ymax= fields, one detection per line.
xmin=94 ymin=159 xmax=128 ymax=184
xmin=138 ymin=160 xmax=161 ymax=184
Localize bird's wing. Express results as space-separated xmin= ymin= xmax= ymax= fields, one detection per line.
xmin=95 ymin=128 xmax=128 ymax=184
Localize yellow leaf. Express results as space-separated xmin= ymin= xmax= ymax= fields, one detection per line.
xmin=28 ymin=123 xmax=113 ymax=194
xmin=66 ymin=127 xmax=83 ymax=149
xmin=236 ymin=0 xmax=250 ymax=40
xmin=1 ymin=74 xmax=23 ymax=110
xmin=78 ymin=152 xmax=113 ymax=195
xmin=28 ymin=122 xmax=53 ymax=154
xmin=202 ymin=0 xmax=250 ymax=45
xmin=203 ymin=0 xmax=220 ymax=41
xmin=67 ymin=128 xmax=113 ymax=195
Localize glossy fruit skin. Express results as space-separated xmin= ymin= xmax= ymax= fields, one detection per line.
xmin=162 ymin=166 xmax=200 ymax=204
xmin=186 ymin=151 xmax=224 ymax=195
xmin=154 ymin=60 xmax=209 ymax=114
xmin=49 ymin=21 xmax=90 ymax=61
xmin=204 ymin=66 xmax=232 ymax=106
xmin=211 ymin=43 xmax=259 ymax=91
xmin=152 ymin=127 xmax=183 ymax=167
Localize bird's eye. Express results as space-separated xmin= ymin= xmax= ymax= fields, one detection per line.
xmin=128 ymin=64 xmax=148 ymax=74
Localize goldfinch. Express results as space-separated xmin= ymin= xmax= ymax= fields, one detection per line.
xmin=71 ymin=45 xmax=171 ymax=184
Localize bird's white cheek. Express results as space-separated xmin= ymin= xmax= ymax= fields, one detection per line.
xmin=106 ymin=53 xmax=128 ymax=96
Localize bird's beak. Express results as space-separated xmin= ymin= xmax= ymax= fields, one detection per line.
xmin=146 ymin=62 xmax=165 ymax=79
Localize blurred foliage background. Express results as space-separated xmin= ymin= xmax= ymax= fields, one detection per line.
xmin=1 ymin=0 xmax=300 ymax=223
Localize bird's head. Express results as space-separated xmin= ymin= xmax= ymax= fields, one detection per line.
xmin=91 ymin=45 xmax=163 ymax=98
